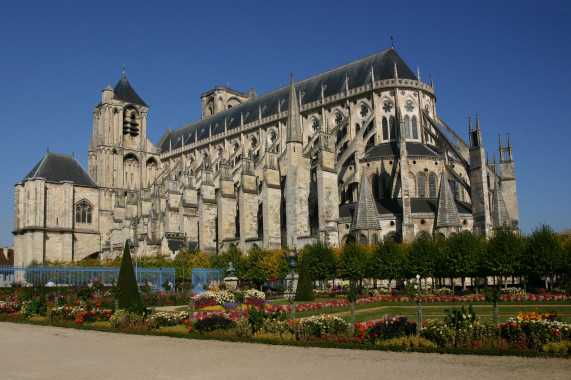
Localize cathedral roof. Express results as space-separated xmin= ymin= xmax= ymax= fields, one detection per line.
xmin=491 ymin=181 xmax=511 ymax=229
xmin=339 ymin=198 xmax=471 ymax=218
xmin=361 ymin=142 xmax=440 ymax=161
xmin=23 ymin=152 xmax=98 ymax=187
xmin=351 ymin=175 xmax=381 ymax=231
xmin=113 ymin=74 xmax=148 ymax=107
xmin=436 ymin=170 xmax=461 ymax=227
xmin=161 ymin=48 xmax=417 ymax=151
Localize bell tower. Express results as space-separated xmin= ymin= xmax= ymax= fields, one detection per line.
xmin=88 ymin=72 xmax=155 ymax=190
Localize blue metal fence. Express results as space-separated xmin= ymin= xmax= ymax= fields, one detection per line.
xmin=191 ymin=268 xmax=224 ymax=293
xmin=0 ymin=265 xmax=175 ymax=290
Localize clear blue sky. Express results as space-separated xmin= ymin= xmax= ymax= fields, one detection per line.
xmin=1 ymin=0 xmax=569 ymax=248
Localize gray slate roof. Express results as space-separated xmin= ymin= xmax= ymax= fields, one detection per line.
xmin=436 ymin=170 xmax=461 ymax=227
xmin=161 ymin=48 xmax=417 ymax=151
xmin=114 ymin=74 xmax=148 ymax=107
xmin=351 ymin=175 xmax=381 ymax=231
xmin=361 ymin=142 xmax=440 ymax=161
xmin=491 ymin=181 xmax=511 ymax=229
xmin=23 ymin=153 xmax=98 ymax=187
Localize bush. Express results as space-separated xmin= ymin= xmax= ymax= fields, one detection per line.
xmin=362 ymin=314 xmax=416 ymax=344
xmin=421 ymin=319 xmax=455 ymax=347
xmin=377 ymin=336 xmax=438 ymax=349
xmin=109 ymin=309 xmax=144 ymax=329
xmin=116 ymin=241 xmax=143 ymax=314
xmin=194 ymin=315 xmax=234 ymax=332
xmin=541 ymin=341 xmax=571 ymax=354
xmin=500 ymin=317 xmax=570 ymax=350
xmin=293 ymin=315 xmax=348 ymax=340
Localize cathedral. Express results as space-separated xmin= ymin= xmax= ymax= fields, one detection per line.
xmin=13 ymin=48 xmax=519 ymax=265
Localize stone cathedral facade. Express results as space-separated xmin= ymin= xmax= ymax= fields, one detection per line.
xmin=13 ymin=48 xmax=519 ymax=265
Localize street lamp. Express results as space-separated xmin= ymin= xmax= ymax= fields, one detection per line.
xmin=415 ymin=274 xmax=422 ymax=335
xmin=285 ymin=249 xmax=299 ymax=320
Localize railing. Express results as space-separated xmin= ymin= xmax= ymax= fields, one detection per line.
xmin=0 ymin=265 xmax=175 ymax=290
xmin=191 ymin=268 xmax=224 ymax=293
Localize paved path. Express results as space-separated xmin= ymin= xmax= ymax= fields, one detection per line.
xmin=1 ymin=322 xmax=569 ymax=380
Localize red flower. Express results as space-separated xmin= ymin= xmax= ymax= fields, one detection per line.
xmin=270 ymin=276 xmax=276 ymax=282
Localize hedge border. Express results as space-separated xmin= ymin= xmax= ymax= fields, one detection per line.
xmin=1 ymin=317 xmax=569 ymax=358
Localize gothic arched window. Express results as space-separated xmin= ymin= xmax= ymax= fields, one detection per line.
xmin=417 ymin=173 xmax=426 ymax=198
xmin=389 ymin=116 xmax=396 ymax=140
xmin=428 ymin=173 xmax=437 ymax=198
xmin=382 ymin=117 xmax=389 ymax=140
xmin=360 ymin=234 xmax=367 ymax=245
xmin=404 ymin=116 xmax=411 ymax=139
xmin=75 ymin=200 xmax=92 ymax=224
xmin=412 ymin=116 xmax=419 ymax=140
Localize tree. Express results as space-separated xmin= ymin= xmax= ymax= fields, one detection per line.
xmin=262 ymin=249 xmax=290 ymax=281
xmin=209 ymin=245 xmax=246 ymax=279
xmin=116 ymin=240 xmax=143 ymax=314
xmin=407 ymin=238 xmax=440 ymax=291
xmin=302 ymin=241 xmax=336 ymax=290
xmin=525 ymin=225 xmax=564 ymax=290
xmin=295 ymin=254 xmax=315 ymax=302
xmin=369 ymin=240 xmax=405 ymax=291
xmin=243 ymin=247 xmax=269 ymax=289
xmin=484 ymin=227 xmax=524 ymax=288
xmin=337 ymin=242 xmax=368 ymax=283
xmin=444 ymin=231 xmax=483 ymax=290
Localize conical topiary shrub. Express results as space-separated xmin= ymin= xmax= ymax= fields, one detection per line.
xmin=116 ymin=240 xmax=143 ymax=314
xmin=295 ymin=255 xmax=315 ymax=302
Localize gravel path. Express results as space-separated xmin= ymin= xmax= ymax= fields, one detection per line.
xmin=1 ymin=322 xmax=569 ymax=380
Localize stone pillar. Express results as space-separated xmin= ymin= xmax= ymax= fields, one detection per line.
xmin=239 ymin=158 xmax=258 ymax=249
xmin=261 ymin=152 xmax=281 ymax=249
xmin=217 ymin=163 xmax=236 ymax=251
xmin=316 ymin=133 xmax=340 ymax=247
xmin=198 ymin=170 xmax=217 ymax=254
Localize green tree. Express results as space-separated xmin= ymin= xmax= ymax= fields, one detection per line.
xmin=369 ymin=240 xmax=405 ymax=291
xmin=209 ymin=245 xmax=246 ymax=279
xmin=301 ymin=241 xmax=336 ymax=290
xmin=407 ymin=237 xmax=441 ymax=291
xmin=243 ymin=247 xmax=269 ymax=289
xmin=444 ymin=231 xmax=483 ymax=290
xmin=295 ymin=254 xmax=315 ymax=302
xmin=525 ymin=224 xmax=564 ymax=290
xmin=116 ymin=241 xmax=143 ymax=314
xmin=484 ymin=227 xmax=524 ymax=288
xmin=338 ymin=243 xmax=368 ymax=282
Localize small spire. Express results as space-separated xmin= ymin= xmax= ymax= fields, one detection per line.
xmin=476 ymin=114 xmax=481 ymax=131
xmin=493 ymin=152 xmax=497 ymax=164
xmin=486 ymin=152 xmax=490 ymax=164
xmin=469 ymin=116 xmax=473 ymax=132
xmin=122 ymin=64 xmax=126 ymax=77
xmin=390 ymin=35 xmax=394 ymax=48
xmin=417 ymin=64 xmax=421 ymax=81
xmin=394 ymin=62 xmax=399 ymax=79
xmin=430 ymin=74 xmax=434 ymax=88
xmin=507 ymin=133 xmax=512 ymax=148
xmin=498 ymin=134 xmax=502 ymax=149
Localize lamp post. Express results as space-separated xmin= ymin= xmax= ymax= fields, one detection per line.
xmin=415 ymin=274 xmax=422 ymax=335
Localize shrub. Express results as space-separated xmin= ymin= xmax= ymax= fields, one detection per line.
xmin=233 ymin=318 xmax=253 ymax=338
xmin=362 ymin=314 xmax=416 ymax=344
xmin=377 ymin=336 xmax=438 ymax=349
xmin=421 ymin=319 xmax=455 ymax=347
xmin=500 ymin=317 xmax=570 ymax=350
xmin=116 ymin=241 xmax=143 ymax=314
xmin=147 ymin=311 xmax=189 ymax=328
xmin=109 ymin=309 xmax=144 ymax=329
xmin=541 ymin=341 xmax=571 ymax=354
xmin=293 ymin=315 xmax=348 ymax=340
xmin=194 ymin=315 xmax=234 ymax=332
xmin=444 ymin=304 xmax=476 ymax=331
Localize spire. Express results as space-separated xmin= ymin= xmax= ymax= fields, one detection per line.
xmin=436 ymin=169 xmax=461 ymax=228
xmin=394 ymin=62 xmax=399 ymax=79
xmin=486 ymin=152 xmax=490 ymax=165
xmin=491 ymin=179 xmax=511 ymax=229
xmin=430 ymin=74 xmax=434 ymax=88
xmin=286 ymin=74 xmax=302 ymax=143
xmin=351 ymin=175 xmax=381 ymax=232
xmin=507 ymin=133 xmax=512 ymax=148
xmin=476 ymin=114 xmax=481 ymax=131
xmin=498 ymin=134 xmax=502 ymax=150
xmin=469 ymin=116 xmax=473 ymax=133
xmin=493 ymin=152 xmax=497 ymax=164
xmin=417 ymin=64 xmax=421 ymax=81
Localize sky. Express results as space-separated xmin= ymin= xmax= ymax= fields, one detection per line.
xmin=0 ymin=0 xmax=569 ymax=248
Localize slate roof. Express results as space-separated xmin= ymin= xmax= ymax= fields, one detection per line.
xmin=339 ymin=198 xmax=471 ymax=218
xmin=23 ymin=153 xmax=98 ymax=187
xmin=436 ymin=170 xmax=461 ymax=227
xmin=160 ymin=48 xmax=417 ymax=151
xmin=114 ymin=74 xmax=148 ymax=107
xmin=361 ymin=142 xmax=441 ymax=161
xmin=351 ymin=175 xmax=381 ymax=231
xmin=491 ymin=181 xmax=511 ymax=229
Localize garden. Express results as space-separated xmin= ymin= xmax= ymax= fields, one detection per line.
xmin=1 ymin=226 xmax=570 ymax=356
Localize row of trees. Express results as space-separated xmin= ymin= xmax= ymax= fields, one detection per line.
xmin=37 ymin=225 xmax=569 ymax=291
